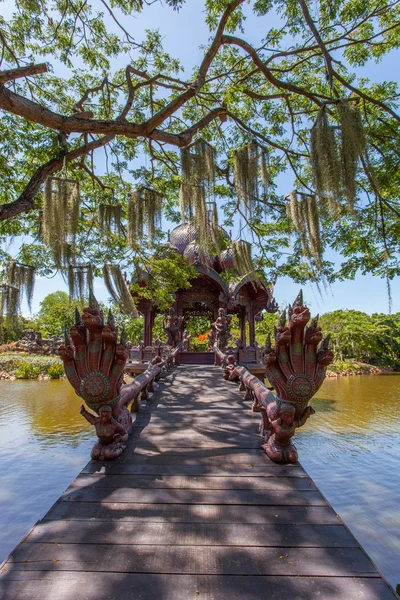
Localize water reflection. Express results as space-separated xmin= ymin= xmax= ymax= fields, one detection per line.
xmin=0 ymin=381 xmax=92 ymax=562
xmin=296 ymin=374 xmax=400 ymax=590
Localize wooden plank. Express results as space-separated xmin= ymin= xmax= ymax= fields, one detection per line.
xmin=44 ymin=502 xmax=340 ymax=524
xmin=27 ymin=521 xmax=357 ymax=548
xmin=6 ymin=544 xmax=378 ymax=576
xmin=130 ymin=423 xmax=261 ymax=446
xmin=0 ymin=573 xmax=395 ymax=600
xmin=106 ymin=447 xmax=276 ymax=460
xmin=130 ymin=431 xmax=261 ymax=448
xmin=69 ymin=474 xmax=316 ymax=490
xmin=133 ymin=409 xmax=259 ymax=419
xmin=131 ymin=423 xmax=260 ymax=434
xmin=60 ymin=487 xmax=327 ymax=506
xmin=83 ymin=447 xmax=299 ymax=469
xmin=82 ymin=462 xmax=307 ymax=476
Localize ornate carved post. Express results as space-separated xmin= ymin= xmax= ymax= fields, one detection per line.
xmin=259 ymin=290 xmax=333 ymax=463
xmin=230 ymin=291 xmax=333 ymax=464
xmin=59 ymin=295 xmax=162 ymax=460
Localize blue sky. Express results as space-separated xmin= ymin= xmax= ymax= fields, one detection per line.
xmin=3 ymin=0 xmax=399 ymax=316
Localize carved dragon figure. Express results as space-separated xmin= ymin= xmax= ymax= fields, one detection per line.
xmin=59 ymin=293 xmax=160 ymax=460
xmin=257 ymin=290 xmax=333 ymax=463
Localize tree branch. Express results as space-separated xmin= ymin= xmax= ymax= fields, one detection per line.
xmin=0 ymin=63 xmax=48 ymax=85
xmin=227 ymin=111 xmax=308 ymax=157
xmin=298 ymin=0 xmax=335 ymax=89
xmin=0 ymin=135 xmax=114 ymax=221
xmin=221 ymin=35 xmax=327 ymax=104
xmin=145 ymin=0 xmax=244 ymax=133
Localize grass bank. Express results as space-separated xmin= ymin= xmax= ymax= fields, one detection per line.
xmin=327 ymin=360 xmax=395 ymax=377
xmin=0 ymin=353 xmax=64 ymax=380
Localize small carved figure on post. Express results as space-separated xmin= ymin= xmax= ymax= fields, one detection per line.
xmin=80 ymin=404 xmax=128 ymax=460
xmin=163 ymin=307 xmax=183 ymax=348
xmin=224 ymin=354 xmax=239 ymax=380
xmin=182 ymin=329 xmax=191 ymax=352
xmin=213 ymin=308 xmax=231 ymax=351
xmin=207 ymin=328 xmax=215 ymax=352
xmin=262 ymin=402 xmax=315 ymax=463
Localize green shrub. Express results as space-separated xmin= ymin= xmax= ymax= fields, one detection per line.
xmin=191 ymin=340 xmax=208 ymax=352
xmin=48 ymin=363 xmax=65 ymax=379
xmin=15 ymin=361 xmax=41 ymax=379
xmin=0 ymin=353 xmax=63 ymax=376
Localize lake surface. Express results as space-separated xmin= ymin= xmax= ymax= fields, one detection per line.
xmin=0 ymin=374 xmax=399 ymax=590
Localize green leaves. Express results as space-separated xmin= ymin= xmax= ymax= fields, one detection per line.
xmin=319 ymin=309 xmax=400 ymax=365
xmin=0 ymin=0 xmax=399 ymax=289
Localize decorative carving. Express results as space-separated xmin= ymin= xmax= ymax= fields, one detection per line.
xmin=224 ymin=354 xmax=238 ymax=380
xmin=207 ymin=328 xmax=215 ymax=352
xmin=80 ymin=404 xmax=127 ymax=460
xmin=162 ymin=307 xmax=183 ymax=348
xmin=257 ymin=291 xmax=333 ymax=463
xmin=182 ymin=330 xmax=191 ymax=352
xmin=212 ymin=307 xmax=231 ymax=351
xmin=59 ymin=298 xmax=162 ymax=460
xmin=262 ymin=402 xmax=315 ymax=463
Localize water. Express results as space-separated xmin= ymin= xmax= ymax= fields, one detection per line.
xmin=0 ymin=380 xmax=92 ymax=562
xmin=296 ymin=374 xmax=400 ymax=590
xmin=0 ymin=376 xmax=399 ymax=590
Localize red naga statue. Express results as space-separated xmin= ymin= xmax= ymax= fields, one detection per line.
xmin=226 ymin=290 xmax=332 ymax=464
xmin=59 ymin=293 xmax=159 ymax=460
xmin=258 ymin=290 xmax=333 ymax=463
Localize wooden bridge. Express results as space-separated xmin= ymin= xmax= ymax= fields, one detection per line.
xmin=0 ymin=366 xmax=395 ymax=599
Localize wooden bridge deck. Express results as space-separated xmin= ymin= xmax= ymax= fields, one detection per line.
xmin=0 ymin=366 xmax=395 ymax=599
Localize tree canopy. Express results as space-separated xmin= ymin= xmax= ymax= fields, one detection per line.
xmin=0 ymin=0 xmax=399 ymax=311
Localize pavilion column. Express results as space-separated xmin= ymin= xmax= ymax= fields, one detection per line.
xmin=149 ymin=307 xmax=156 ymax=346
xmin=248 ymin=305 xmax=256 ymax=346
xmin=143 ymin=302 xmax=154 ymax=347
xmin=239 ymin=307 xmax=246 ymax=346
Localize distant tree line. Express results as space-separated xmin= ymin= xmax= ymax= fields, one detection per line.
xmin=1 ymin=293 xmax=399 ymax=367
xmin=255 ymin=310 xmax=400 ymax=367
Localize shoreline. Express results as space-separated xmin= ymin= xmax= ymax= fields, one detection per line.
xmin=326 ymin=362 xmax=395 ymax=377
xmin=0 ymin=352 xmax=397 ymax=381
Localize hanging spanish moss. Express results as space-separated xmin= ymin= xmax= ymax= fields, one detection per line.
xmin=7 ymin=261 xmax=35 ymax=311
xmin=41 ymin=176 xmax=80 ymax=267
xmin=286 ymin=191 xmax=323 ymax=269
xmin=128 ymin=188 xmax=162 ymax=245
xmin=193 ymin=185 xmax=209 ymax=253
xmin=128 ymin=190 xmax=144 ymax=244
xmin=179 ymin=183 xmax=192 ymax=223
xmin=145 ymin=188 xmax=163 ymax=240
xmin=337 ymin=99 xmax=366 ymax=207
xmin=98 ymin=204 xmax=122 ymax=234
xmin=234 ymin=140 xmax=269 ymax=217
xmin=0 ymin=283 xmax=20 ymax=318
xmin=286 ymin=190 xmax=303 ymax=232
xmin=310 ymin=108 xmax=341 ymax=217
xmin=179 ymin=181 xmax=208 ymax=252
xmin=180 ymin=139 xmax=216 ymax=252
xmin=67 ymin=265 xmax=94 ymax=300
xmin=207 ymin=201 xmax=221 ymax=254
xmin=231 ymin=240 xmax=257 ymax=279
xmin=103 ymin=264 xmax=138 ymax=317
xmin=181 ymin=138 xmax=216 ymax=190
